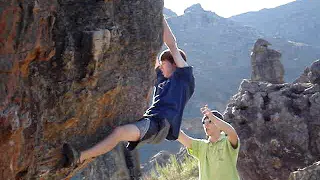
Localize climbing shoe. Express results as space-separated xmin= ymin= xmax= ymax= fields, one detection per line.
xmin=62 ymin=143 xmax=81 ymax=168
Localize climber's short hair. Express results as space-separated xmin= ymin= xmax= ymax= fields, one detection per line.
xmin=159 ymin=49 xmax=187 ymax=64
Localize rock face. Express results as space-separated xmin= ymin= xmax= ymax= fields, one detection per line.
xmin=224 ymin=60 xmax=320 ymax=180
xmin=289 ymin=161 xmax=320 ymax=180
xmin=294 ymin=67 xmax=311 ymax=84
xmin=309 ymin=60 xmax=320 ymax=85
xmin=251 ymin=38 xmax=285 ymax=83
xmin=0 ymin=0 xmax=163 ymax=179
xmin=294 ymin=60 xmax=320 ymax=85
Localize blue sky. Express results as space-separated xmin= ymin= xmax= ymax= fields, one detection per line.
xmin=164 ymin=0 xmax=296 ymax=17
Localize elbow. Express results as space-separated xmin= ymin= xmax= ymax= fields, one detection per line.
xmin=229 ymin=132 xmax=239 ymax=143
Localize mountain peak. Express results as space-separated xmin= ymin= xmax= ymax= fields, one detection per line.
xmin=184 ymin=3 xmax=204 ymax=14
xmin=183 ymin=3 xmax=221 ymax=19
xmin=163 ymin=8 xmax=178 ymax=18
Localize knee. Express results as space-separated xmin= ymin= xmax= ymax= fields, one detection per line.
xmin=113 ymin=127 xmax=125 ymax=141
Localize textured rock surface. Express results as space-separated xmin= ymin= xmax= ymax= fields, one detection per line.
xmin=294 ymin=67 xmax=311 ymax=84
xmin=0 ymin=0 xmax=163 ymax=179
xmin=309 ymin=60 xmax=320 ymax=85
xmin=294 ymin=60 xmax=320 ymax=85
xmin=251 ymin=38 xmax=284 ymax=83
xmin=288 ymin=161 xmax=320 ymax=180
xmin=224 ymin=60 xmax=320 ymax=180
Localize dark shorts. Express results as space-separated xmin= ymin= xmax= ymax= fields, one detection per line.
xmin=126 ymin=117 xmax=170 ymax=151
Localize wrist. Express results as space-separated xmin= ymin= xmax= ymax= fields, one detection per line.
xmin=165 ymin=42 xmax=177 ymax=50
xmin=209 ymin=115 xmax=218 ymax=121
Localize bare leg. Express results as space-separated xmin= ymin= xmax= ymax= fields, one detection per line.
xmin=79 ymin=124 xmax=140 ymax=162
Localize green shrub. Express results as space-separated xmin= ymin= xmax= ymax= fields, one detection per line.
xmin=144 ymin=154 xmax=199 ymax=180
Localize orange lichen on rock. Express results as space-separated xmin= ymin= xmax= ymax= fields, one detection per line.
xmin=79 ymin=76 xmax=99 ymax=88
xmin=85 ymin=87 xmax=124 ymax=134
xmin=39 ymin=48 xmax=55 ymax=61
xmin=19 ymin=47 xmax=55 ymax=77
xmin=0 ymin=129 xmax=24 ymax=179
xmin=43 ymin=118 xmax=79 ymax=141
xmin=19 ymin=47 xmax=40 ymax=77
xmin=98 ymin=87 xmax=122 ymax=114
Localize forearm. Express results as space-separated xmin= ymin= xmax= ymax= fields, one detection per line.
xmin=162 ymin=19 xmax=188 ymax=67
xmin=210 ymin=116 xmax=238 ymax=141
xmin=163 ymin=18 xmax=177 ymax=48
xmin=177 ymin=130 xmax=193 ymax=148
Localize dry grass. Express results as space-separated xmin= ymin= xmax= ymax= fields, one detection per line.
xmin=143 ymin=155 xmax=199 ymax=180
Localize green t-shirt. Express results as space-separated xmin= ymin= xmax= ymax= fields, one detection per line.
xmin=187 ymin=133 xmax=240 ymax=180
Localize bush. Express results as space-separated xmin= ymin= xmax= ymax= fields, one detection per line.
xmin=143 ymin=154 xmax=199 ymax=180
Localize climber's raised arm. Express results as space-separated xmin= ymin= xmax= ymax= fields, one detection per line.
xmin=163 ymin=18 xmax=188 ymax=68
xmin=155 ymin=57 xmax=161 ymax=69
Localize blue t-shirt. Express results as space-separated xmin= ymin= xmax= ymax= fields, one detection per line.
xmin=143 ymin=66 xmax=195 ymax=140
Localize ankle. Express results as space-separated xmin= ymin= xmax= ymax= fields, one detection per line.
xmin=79 ymin=153 xmax=85 ymax=163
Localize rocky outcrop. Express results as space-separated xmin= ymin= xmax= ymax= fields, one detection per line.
xmin=309 ymin=60 xmax=320 ymax=85
xmin=224 ymin=60 xmax=320 ymax=180
xmin=251 ymin=39 xmax=284 ymax=83
xmin=0 ymin=0 xmax=163 ymax=179
xmin=294 ymin=60 xmax=320 ymax=85
xmin=289 ymin=161 xmax=320 ymax=180
xmin=294 ymin=67 xmax=311 ymax=84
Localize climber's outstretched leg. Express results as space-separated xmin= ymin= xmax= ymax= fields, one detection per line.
xmin=63 ymin=124 xmax=140 ymax=167
xmin=81 ymin=124 xmax=140 ymax=161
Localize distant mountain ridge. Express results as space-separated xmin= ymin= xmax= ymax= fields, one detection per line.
xmin=230 ymin=0 xmax=320 ymax=47
xmin=163 ymin=8 xmax=177 ymax=18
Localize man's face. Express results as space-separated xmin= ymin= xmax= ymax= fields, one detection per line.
xmin=159 ymin=59 xmax=176 ymax=78
xmin=202 ymin=117 xmax=218 ymax=136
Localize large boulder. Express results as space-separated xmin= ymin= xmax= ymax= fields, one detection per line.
xmin=224 ymin=60 xmax=320 ymax=180
xmin=251 ymin=38 xmax=285 ymax=83
xmin=0 ymin=0 xmax=163 ymax=179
